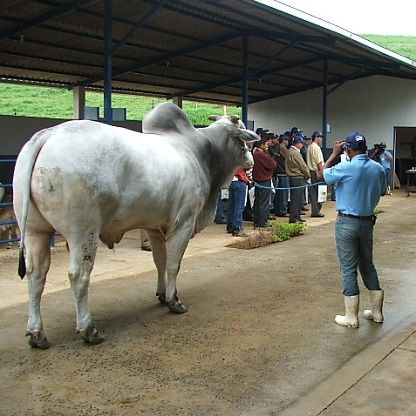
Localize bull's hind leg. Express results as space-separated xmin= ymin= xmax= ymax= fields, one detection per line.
xmin=67 ymin=231 xmax=104 ymax=345
xmin=25 ymin=232 xmax=54 ymax=349
xmin=146 ymin=231 xmax=168 ymax=305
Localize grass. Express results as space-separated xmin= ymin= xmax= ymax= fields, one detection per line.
xmin=227 ymin=221 xmax=306 ymax=249
xmin=363 ymin=35 xmax=416 ymax=61
xmin=0 ymin=35 xmax=414 ymax=121
xmin=0 ymin=84 xmax=241 ymax=125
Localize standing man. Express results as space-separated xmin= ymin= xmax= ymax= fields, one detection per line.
xmin=285 ymin=135 xmax=310 ymax=224
xmin=227 ymin=167 xmax=250 ymax=236
xmin=274 ymin=134 xmax=290 ymax=217
xmin=307 ymin=131 xmax=325 ymax=218
xmin=371 ymin=142 xmax=394 ymax=195
xmin=252 ymin=136 xmax=277 ymax=228
xmin=318 ymin=132 xmax=386 ymax=329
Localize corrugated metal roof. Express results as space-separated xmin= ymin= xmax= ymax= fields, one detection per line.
xmin=1 ymin=0 xmax=415 ymax=106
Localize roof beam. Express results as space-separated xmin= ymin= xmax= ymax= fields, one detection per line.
xmin=71 ymin=31 xmax=244 ymax=88
xmin=111 ymin=0 xmax=171 ymax=55
xmin=0 ymin=0 xmax=101 ymax=42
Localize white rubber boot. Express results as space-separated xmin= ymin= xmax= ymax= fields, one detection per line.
xmin=363 ymin=290 xmax=384 ymax=323
xmin=335 ymin=295 xmax=359 ymax=328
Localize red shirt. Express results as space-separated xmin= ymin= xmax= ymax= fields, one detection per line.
xmin=234 ymin=168 xmax=249 ymax=183
xmin=252 ymin=149 xmax=277 ymax=182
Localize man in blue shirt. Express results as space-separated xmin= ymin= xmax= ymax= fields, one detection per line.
xmin=370 ymin=142 xmax=394 ymax=195
xmin=318 ymin=132 xmax=387 ymax=328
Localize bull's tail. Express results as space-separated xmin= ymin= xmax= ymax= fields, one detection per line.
xmin=15 ymin=130 xmax=50 ymax=279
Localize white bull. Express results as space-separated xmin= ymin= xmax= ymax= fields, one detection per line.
xmin=13 ymin=102 xmax=259 ymax=349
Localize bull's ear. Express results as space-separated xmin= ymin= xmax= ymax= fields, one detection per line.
xmin=229 ymin=115 xmax=240 ymax=123
xmin=208 ymin=115 xmax=220 ymax=122
xmin=239 ymin=129 xmax=261 ymax=143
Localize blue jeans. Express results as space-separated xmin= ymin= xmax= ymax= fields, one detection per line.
xmin=227 ymin=180 xmax=247 ymax=232
xmin=274 ymin=175 xmax=289 ymax=216
xmin=335 ymin=216 xmax=381 ymax=296
xmin=215 ymin=195 xmax=226 ymax=223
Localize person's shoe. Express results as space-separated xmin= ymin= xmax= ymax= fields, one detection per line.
xmin=232 ymin=230 xmax=242 ymax=237
xmin=363 ymin=290 xmax=384 ymax=323
xmin=301 ymin=207 xmax=309 ymax=211
xmin=335 ymin=295 xmax=359 ymax=328
xmin=311 ymin=213 xmax=325 ymax=218
xmin=277 ymin=213 xmax=289 ymax=217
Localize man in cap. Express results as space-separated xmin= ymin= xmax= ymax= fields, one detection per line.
xmin=318 ymin=132 xmax=387 ymax=329
xmin=289 ymin=127 xmax=302 ymax=147
xmin=285 ymin=135 xmax=310 ymax=223
xmin=252 ymin=136 xmax=277 ymax=228
xmin=273 ymin=134 xmax=290 ymax=217
xmin=307 ymin=131 xmax=325 ymax=217
xmin=370 ymin=141 xmax=394 ymax=195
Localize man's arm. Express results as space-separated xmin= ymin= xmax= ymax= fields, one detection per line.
xmin=317 ymin=141 xmax=345 ymax=181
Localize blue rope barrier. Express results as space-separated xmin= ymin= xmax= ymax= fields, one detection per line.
xmin=254 ymin=181 xmax=326 ymax=191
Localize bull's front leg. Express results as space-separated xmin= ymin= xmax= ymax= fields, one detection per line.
xmin=164 ymin=226 xmax=194 ymax=314
xmin=68 ymin=234 xmax=104 ymax=345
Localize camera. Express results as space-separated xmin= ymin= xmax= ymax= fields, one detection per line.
xmin=374 ymin=143 xmax=384 ymax=154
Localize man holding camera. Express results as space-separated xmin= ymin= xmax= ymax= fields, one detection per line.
xmin=371 ymin=142 xmax=394 ymax=195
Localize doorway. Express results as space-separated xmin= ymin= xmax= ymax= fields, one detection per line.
xmin=394 ymin=126 xmax=416 ymax=184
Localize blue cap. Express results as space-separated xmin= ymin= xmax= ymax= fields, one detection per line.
xmin=312 ymin=131 xmax=323 ymax=138
xmin=343 ymin=132 xmax=367 ymax=149
xmin=292 ymin=134 xmax=306 ymax=145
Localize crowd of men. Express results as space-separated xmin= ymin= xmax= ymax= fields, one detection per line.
xmin=215 ymin=125 xmax=327 ymax=234
xmin=252 ymin=126 xmax=326 ymax=225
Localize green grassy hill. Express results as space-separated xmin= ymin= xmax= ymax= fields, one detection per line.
xmin=0 ymin=36 xmax=414 ymax=123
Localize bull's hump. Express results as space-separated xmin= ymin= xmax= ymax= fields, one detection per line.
xmin=142 ymin=102 xmax=196 ymax=136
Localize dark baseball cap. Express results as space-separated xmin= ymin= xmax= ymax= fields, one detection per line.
xmin=343 ymin=132 xmax=367 ymax=149
xmin=256 ymin=127 xmax=269 ymax=135
xmin=292 ymin=135 xmax=307 ymax=145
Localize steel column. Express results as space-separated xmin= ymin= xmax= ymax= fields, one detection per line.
xmin=104 ymin=0 xmax=112 ymax=124
xmin=322 ymin=59 xmax=328 ymax=154
xmin=242 ymin=36 xmax=249 ymax=127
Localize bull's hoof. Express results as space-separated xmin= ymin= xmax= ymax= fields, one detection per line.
xmin=77 ymin=326 xmax=105 ymax=346
xmin=157 ymin=293 xmax=168 ymax=305
xmin=26 ymin=330 xmax=51 ymax=350
xmin=167 ymin=300 xmax=189 ymax=314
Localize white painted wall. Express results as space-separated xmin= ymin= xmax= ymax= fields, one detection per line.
xmin=248 ymin=75 xmax=416 ymax=151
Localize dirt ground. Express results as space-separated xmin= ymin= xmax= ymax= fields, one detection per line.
xmin=0 ymin=192 xmax=415 ymax=416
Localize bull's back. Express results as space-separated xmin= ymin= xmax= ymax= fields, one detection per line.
xmin=14 ymin=120 xmax=205 ymax=235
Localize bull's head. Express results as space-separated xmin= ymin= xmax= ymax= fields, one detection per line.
xmin=208 ymin=115 xmax=260 ymax=168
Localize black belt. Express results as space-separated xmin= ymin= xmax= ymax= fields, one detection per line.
xmin=338 ymin=212 xmax=374 ymax=221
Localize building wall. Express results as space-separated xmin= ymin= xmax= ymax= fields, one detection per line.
xmin=0 ymin=115 xmax=143 ymax=155
xmin=248 ymin=75 xmax=416 ymax=151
